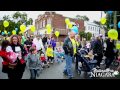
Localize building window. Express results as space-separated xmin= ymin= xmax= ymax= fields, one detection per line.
xmin=47 ymin=18 xmax=51 ymax=24
xmin=43 ymin=20 xmax=45 ymax=28
xmin=40 ymin=21 xmax=42 ymax=28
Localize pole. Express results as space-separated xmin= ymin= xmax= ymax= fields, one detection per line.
xmin=114 ymin=11 xmax=117 ymax=29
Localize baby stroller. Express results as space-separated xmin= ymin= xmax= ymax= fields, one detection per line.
xmin=54 ymin=47 xmax=65 ymax=63
xmin=77 ymin=48 xmax=97 ymax=77
xmin=40 ymin=52 xmax=50 ymax=68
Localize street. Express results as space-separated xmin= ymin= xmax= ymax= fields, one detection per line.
xmin=0 ymin=57 xmax=86 ymax=79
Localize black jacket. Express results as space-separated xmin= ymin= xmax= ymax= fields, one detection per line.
xmin=93 ymin=39 xmax=103 ymax=55
xmin=63 ymin=37 xmax=74 ymax=56
xmin=42 ymin=37 xmax=47 ymax=44
xmin=105 ymin=39 xmax=115 ymax=58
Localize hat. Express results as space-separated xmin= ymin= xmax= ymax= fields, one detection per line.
xmin=32 ymin=44 xmax=36 ymax=47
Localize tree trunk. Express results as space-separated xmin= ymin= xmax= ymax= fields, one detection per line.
xmin=114 ymin=11 xmax=117 ymax=29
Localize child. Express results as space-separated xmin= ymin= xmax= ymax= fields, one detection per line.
xmin=46 ymin=44 xmax=54 ymax=64
xmin=40 ymin=53 xmax=50 ymax=68
xmin=27 ymin=47 xmax=43 ymax=79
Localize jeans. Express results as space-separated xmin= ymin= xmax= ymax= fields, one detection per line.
xmin=30 ymin=69 xmax=39 ymax=79
xmin=64 ymin=55 xmax=73 ymax=78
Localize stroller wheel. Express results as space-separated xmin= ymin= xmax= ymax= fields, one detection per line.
xmin=113 ymin=61 xmax=119 ymax=67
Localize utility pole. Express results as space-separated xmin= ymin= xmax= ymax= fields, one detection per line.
xmin=114 ymin=11 xmax=117 ymax=29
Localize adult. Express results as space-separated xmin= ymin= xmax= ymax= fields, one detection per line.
xmin=9 ymin=35 xmax=26 ymax=79
xmin=63 ymin=31 xmax=76 ymax=79
xmin=42 ymin=34 xmax=47 ymax=50
xmin=90 ymin=37 xmax=95 ymax=51
xmin=93 ymin=35 xmax=103 ymax=68
xmin=24 ymin=37 xmax=32 ymax=52
xmin=50 ymin=37 xmax=56 ymax=50
xmin=33 ymin=35 xmax=44 ymax=53
xmin=104 ymin=38 xmax=115 ymax=69
xmin=0 ymin=35 xmax=27 ymax=79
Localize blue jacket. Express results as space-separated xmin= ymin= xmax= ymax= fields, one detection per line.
xmin=50 ymin=40 xmax=56 ymax=47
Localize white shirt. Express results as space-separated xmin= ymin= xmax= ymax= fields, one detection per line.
xmin=33 ymin=38 xmax=44 ymax=51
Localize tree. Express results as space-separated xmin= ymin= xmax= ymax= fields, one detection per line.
xmin=75 ymin=15 xmax=89 ymax=21
xmin=79 ymin=31 xmax=86 ymax=40
xmin=86 ymin=32 xmax=92 ymax=41
xmin=0 ymin=11 xmax=33 ymax=35
xmin=93 ymin=20 xmax=101 ymax=25
xmin=82 ymin=16 xmax=89 ymax=21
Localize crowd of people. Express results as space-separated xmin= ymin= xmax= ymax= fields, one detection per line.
xmin=0 ymin=30 xmax=120 ymax=79
xmin=0 ymin=34 xmax=65 ymax=79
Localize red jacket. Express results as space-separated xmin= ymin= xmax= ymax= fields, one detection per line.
xmin=40 ymin=56 xmax=46 ymax=61
xmin=0 ymin=50 xmax=10 ymax=65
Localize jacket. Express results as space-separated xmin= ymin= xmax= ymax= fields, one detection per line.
xmin=27 ymin=53 xmax=42 ymax=69
xmin=50 ymin=40 xmax=56 ymax=47
xmin=105 ymin=39 xmax=115 ymax=58
xmin=46 ymin=47 xmax=54 ymax=57
xmin=63 ymin=37 xmax=74 ymax=56
xmin=93 ymin=39 xmax=103 ymax=55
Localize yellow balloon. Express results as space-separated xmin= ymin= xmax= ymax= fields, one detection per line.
xmin=46 ymin=24 xmax=51 ymax=29
xmin=4 ymin=30 xmax=7 ymax=34
xmin=6 ymin=37 xmax=10 ymax=41
xmin=100 ymin=18 xmax=106 ymax=25
xmin=68 ymin=23 xmax=73 ymax=29
xmin=65 ymin=18 xmax=70 ymax=25
xmin=12 ymin=30 xmax=16 ymax=35
xmin=55 ymin=31 xmax=60 ymax=37
xmin=30 ymin=25 xmax=36 ymax=32
xmin=47 ymin=28 xmax=51 ymax=34
xmin=108 ymin=29 xmax=118 ymax=40
xmin=3 ymin=20 xmax=9 ymax=27
xmin=116 ymin=43 xmax=120 ymax=49
xmin=20 ymin=25 xmax=26 ymax=32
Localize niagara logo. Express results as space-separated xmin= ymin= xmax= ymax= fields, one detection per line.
xmin=90 ymin=68 xmax=119 ymax=78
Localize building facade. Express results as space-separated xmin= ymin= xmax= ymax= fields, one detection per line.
xmin=35 ymin=12 xmax=85 ymax=42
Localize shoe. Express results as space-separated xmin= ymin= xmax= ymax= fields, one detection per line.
xmin=51 ymin=61 xmax=54 ymax=64
xmin=68 ymin=77 xmax=73 ymax=79
xmin=68 ymin=76 xmax=74 ymax=79
xmin=63 ymin=71 xmax=68 ymax=76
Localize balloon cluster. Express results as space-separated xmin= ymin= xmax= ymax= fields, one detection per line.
xmin=65 ymin=18 xmax=79 ymax=34
xmin=1 ymin=20 xmax=36 ymax=36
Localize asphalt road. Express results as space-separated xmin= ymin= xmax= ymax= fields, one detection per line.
xmin=0 ymin=57 xmax=86 ymax=79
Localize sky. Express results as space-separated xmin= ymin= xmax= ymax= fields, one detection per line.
xmin=0 ymin=11 xmax=106 ymax=24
